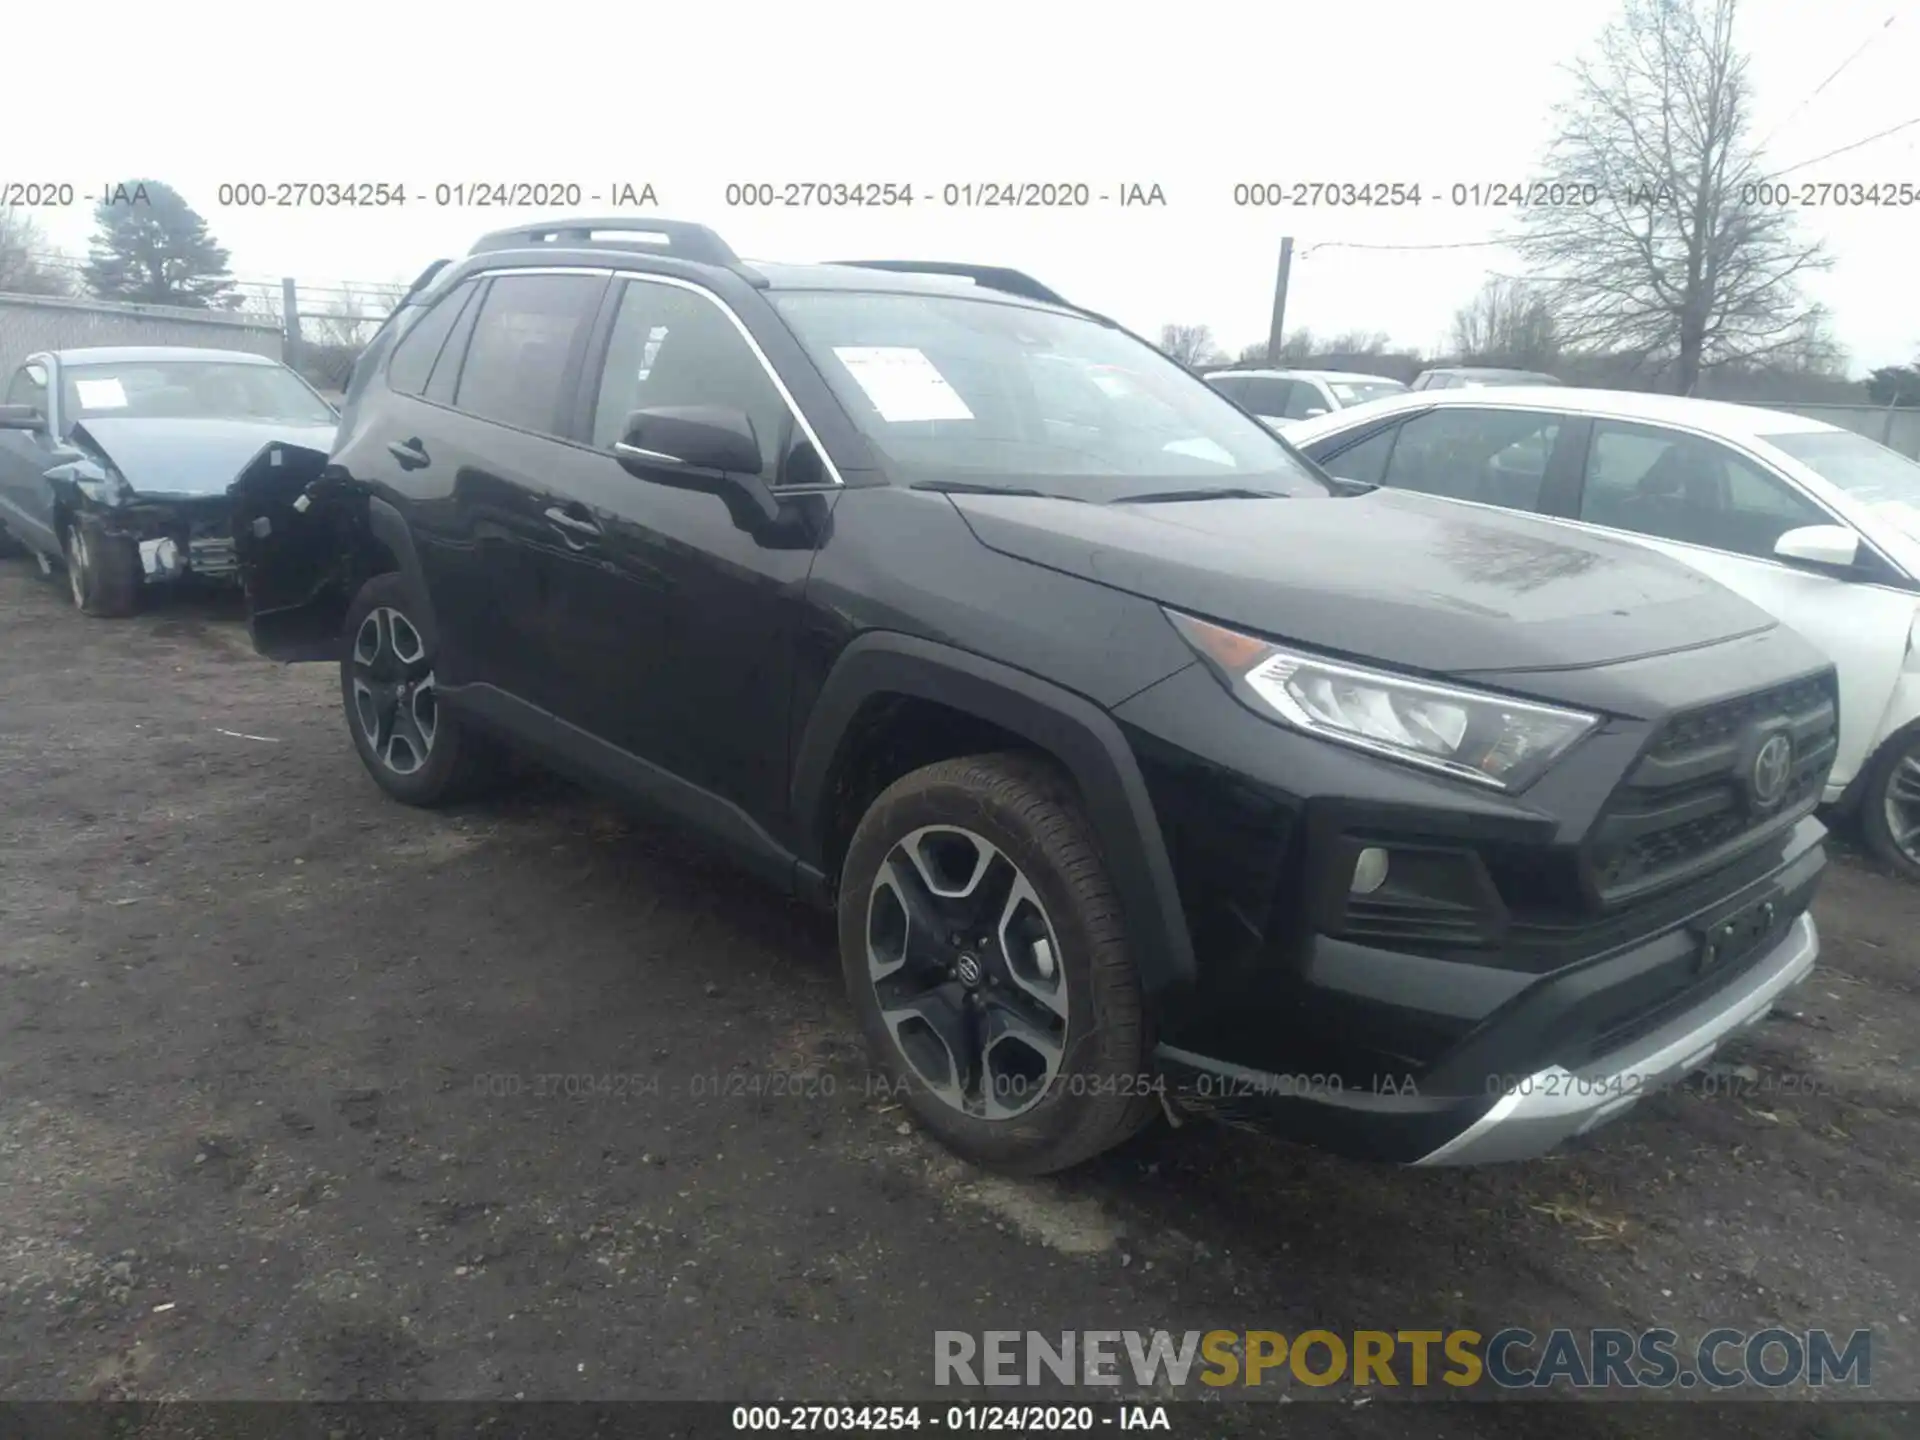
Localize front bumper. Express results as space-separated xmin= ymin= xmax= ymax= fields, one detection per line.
xmin=1152 ymin=831 xmax=1823 ymax=1165
xmin=137 ymin=532 xmax=238 ymax=582
xmin=91 ymin=498 xmax=240 ymax=583
xmin=1414 ymin=910 xmax=1816 ymax=1164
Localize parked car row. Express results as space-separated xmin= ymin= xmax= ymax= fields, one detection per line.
xmin=0 ymin=218 xmax=1879 ymax=1180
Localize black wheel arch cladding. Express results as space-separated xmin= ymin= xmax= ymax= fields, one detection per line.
xmin=790 ymin=630 xmax=1197 ymax=998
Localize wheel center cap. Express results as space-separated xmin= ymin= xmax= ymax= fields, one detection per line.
xmin=955 ymin=953 xmax=984 ymax=988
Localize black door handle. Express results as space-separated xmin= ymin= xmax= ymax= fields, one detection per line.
xmin=387 ymin=438 xmax=429 ymax=468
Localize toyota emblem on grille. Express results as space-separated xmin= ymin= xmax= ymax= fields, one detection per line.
xmin=1750 ymin=733 xmax=1793 ymax=808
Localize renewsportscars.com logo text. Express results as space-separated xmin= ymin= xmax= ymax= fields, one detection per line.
xmin=934 ymin=1328 xmax=1872 ymax=1390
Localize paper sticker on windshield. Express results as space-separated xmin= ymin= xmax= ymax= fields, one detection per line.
xmin=832 ymin=347 xmax=974 ymax=423
xmin=74 ymin=378 xmax=129 ymax=409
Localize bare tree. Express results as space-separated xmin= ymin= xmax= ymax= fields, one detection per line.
xmin=1230 ymin=329 xmax=1396 ymax=367
xmin=0 ymin=208 xmax=76 ymax=296
xmin=1515 ymin=0 xmax=1829 ymax=394
xmin=1450 ymin=276 xmax=1560 ymax=367
xmin=1320 ymin=329 xmax=1392 ymax=356
xmin=1237 ymin=329 xmax=1318 ymax=364
xmin=302 ymin=281 xmax=407 ymax=348
xmin=1158 ymin=323 xmax=1222 ymax=369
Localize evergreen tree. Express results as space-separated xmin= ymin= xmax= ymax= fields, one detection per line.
xmin=83 ymin=181 xmax=236 ymax=308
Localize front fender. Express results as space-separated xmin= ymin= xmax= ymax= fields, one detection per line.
xmin=790 ymin=631 xmax=1198 ymax=998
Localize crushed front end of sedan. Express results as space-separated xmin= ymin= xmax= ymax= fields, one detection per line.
xmin=0 ymin=346 xmax=342 ymax=616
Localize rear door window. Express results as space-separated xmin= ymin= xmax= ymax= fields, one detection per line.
xmin=452 ymin=273 xmax=604 ymax=435
xmin=386 ymin=281 xmax=478 ymax=398
xmin=1378 ymin=407 xmax=1563 ymax=510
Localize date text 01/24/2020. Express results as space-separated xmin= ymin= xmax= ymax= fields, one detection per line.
xmin=208 ymin=182 xmax=661 ymax=209
xmin=730 ymin=1405 xmax=1169 ymax=1432
xmin=721 ymin=182 xmax=1166 ymax=208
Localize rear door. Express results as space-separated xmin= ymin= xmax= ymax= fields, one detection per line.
xmin=392 ymin=269 xmax=609 ymax=702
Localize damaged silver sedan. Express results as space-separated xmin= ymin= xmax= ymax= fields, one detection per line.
xmin=0 ymin=347 xmax=339 ymax=615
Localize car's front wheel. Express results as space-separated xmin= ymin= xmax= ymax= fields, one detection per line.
xmin=64 ymin=516 xmax=139 ymax=617
xmin=1860 ymin=727 xmax=1920 ymax=881
xmin=339 ymin=573 xmax=501 ymax=806
xmin=838 ymin=752 xmax=1157 ymax=1175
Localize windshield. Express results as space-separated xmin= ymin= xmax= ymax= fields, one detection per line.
xmin=1764 ymin=429 xmax=1920 ymax=508
xmin=769 ymin=291 xmax=1334 ymax=499
xmin=62 ymin=360 xmax=337 ymax=426
xmin=1327 ymin=379 xmax=1406 ymax=406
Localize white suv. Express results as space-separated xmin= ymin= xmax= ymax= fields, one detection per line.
xmin=1284 ymin=386 xmax=1920 ymax=878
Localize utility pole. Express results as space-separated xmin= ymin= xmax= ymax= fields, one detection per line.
xmin=1265 ymin=237 xmax=1294 ymax=365
xmin=281 ymin=277 xmax=303 ymax=372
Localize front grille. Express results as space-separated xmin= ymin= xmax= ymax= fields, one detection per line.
xmin=189 ymin=533 xmax=238 ymax=579
xmin=1587 ymin=673 xmax=1836 ymax=904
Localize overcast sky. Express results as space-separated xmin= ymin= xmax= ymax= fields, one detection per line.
xmin=15 ymin=0 xmax=1919 ymax=370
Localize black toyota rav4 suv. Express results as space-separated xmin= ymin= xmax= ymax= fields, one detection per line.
xmin=231 ymin=217 xmax=1835 ymax=1175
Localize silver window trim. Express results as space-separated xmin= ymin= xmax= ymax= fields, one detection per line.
xmin=479 ymin=264 xmax=845 ymax=488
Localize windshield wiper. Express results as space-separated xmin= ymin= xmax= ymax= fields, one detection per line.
xmin=911 ymin=480 xmax=1073 ymax=500
xmin=1110 ymin=486 xmax=1292 ymax=504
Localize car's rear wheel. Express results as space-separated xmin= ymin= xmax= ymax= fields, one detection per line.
xmin=837 ymin=752 xmax=1157 ymax=1175
xmin=1860 ymin=729 xmax=1920 ymax=881
xmin=339 ymin=573 xmax=501 ymax=806
xmin=64 ymin=516 xmax=139 ymax=617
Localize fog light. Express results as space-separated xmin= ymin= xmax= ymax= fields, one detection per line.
xmin=138 ymin=536 xmax=182 ymax=580
xmin=1350 ymin=847 xmax=1390 ymax=895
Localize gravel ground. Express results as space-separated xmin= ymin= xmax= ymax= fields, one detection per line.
xmin=0 ymin=554 xmax=1915 ymax=1437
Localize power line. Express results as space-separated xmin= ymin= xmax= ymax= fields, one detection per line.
xmin=1754 ymin=8 xmax=1906 ymax=154
xmin=1768 ymin=114 xmax=1920 ymax=175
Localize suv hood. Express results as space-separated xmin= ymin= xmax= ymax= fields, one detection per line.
xmin=72 ymin=417 xmax=341 ymax=498
xmin=948 ymin=486 xmax=1775 ymax=676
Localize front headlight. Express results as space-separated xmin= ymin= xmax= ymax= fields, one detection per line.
xmin=1166 ymin=610 xmax=1600 ymax=790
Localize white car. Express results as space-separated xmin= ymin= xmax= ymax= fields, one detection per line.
xmin=1281 ymin=386 xmax=1920 ymax=876
xmin=1204 ymin=368 xmax=1407 ymax=427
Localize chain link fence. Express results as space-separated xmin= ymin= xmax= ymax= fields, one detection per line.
xmin=0 ymin=290 xmax=284 ymax=374
xmin=228 ymin=279 xmax=404 ymax=398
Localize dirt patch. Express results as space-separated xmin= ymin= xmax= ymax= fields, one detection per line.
xmin=0 ymin=557 xmax=1913 ymax=1435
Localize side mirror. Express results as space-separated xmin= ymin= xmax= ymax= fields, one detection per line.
xmin=0 ymin=404 xmax=47 ymax=432
xmin=616 ymin=405 xmax=764 ymax=478
xmin=1301 ymin=406 xmax=1328 ymax=418
xmin=616 ymin=404 xmax=789 ymax=532
xmin=1773 ymin=524 xmax=1859 ymax=571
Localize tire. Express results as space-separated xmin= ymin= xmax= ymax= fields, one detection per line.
xmin=838 ymin=751 xmax=1157 ymax=1175
xmin=64 ymin=515 xmax=140 ymax=617
xmin=1859 ymin=728 xmax=1920 ymax=881
xmin=338 ymin=573 xmax=502 ymax=807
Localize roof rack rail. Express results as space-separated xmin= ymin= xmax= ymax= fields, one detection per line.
xmin=468 ymin=217 xmax=741 ymax=266
xmin=829 ymin=260 xmax=1071 ymax=308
